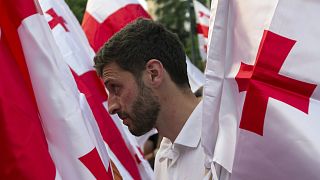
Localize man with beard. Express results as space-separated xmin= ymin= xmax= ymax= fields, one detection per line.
xmin=94 ymin=18 xmax=208 ymax=179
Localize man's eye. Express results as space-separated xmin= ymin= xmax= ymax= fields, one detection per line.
xmin=110 ymin=84 xmax=120 ymax=95
xmin=114 ymin=86 xmax=120 ymax=95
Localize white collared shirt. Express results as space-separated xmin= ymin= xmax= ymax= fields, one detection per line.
xmin=154 ymin=101 xmax=209 ymax=180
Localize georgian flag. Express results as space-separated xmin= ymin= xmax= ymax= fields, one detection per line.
xmin=0 ymin=4 xmax=55 ymax=179
xmin=202 ymin=0 xmax=320 ymax=179
xmin=193 ymin=0 xmax=210 ymax=61
xmin=82 ymin=0 xmax=151 ymax=52
xmin=39 ymin=0 xmax=155 ymax=179
xmin=1 ymin=0 xmax=114 ymax=179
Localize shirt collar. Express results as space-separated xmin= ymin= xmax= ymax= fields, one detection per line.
xmin=174 ymin=100 xmax=203 ymax=148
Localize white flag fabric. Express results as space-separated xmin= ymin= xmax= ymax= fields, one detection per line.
xmin=3 ymin=0 xmax=114 ymax=179
xmin=187 ymin=57 xmax=205 ymax=92
xmin=203 ymin=0 xmax=320 ymax=179
xmin=193 ymin=0 xmax=210 ymax=61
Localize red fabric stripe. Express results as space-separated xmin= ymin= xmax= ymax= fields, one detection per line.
xmin=79 ymin=148 xmax=113 ymax=179
xmin=134 ymin=147 xmax=144 ymax=164
xmin=72 ymin=70 xmax=142 ymax=180
xmin=1 ymin=0 xmax=38 ymax=29
xmin=0 ymin=0 xmax=38 ymax=106
xmin=196 ymin=24 xmax=209 ymax=38
xmin=82 ymin=4 xmax=151 ymax=52
xmin=0 ymin=28 xmax=55 ymax=180
xmin=82 ymin=12 xmax=101 ymax=52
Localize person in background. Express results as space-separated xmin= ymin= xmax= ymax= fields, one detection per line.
xmin=194 ymin=86 xmax=204 ymax=98
xmin=143 ymin=133 xmax=161 ymax=169
xmin=94 ymin=18 xmax=208 ymax=179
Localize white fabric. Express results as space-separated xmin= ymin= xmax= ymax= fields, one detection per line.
xmin=85 ymin=0 xmax=141 ymax=23
xmin=154 ymin=101 xmax=208 ymax=180
xmin=137 ymin=0 xmax=148 ymax=11
xmin=40 ymin=0 xmax=95 ymax=75
xmin=186 ymin=57 xmax=205 ymax=92
xmin=203 ymin=0 xmax=320 ymax=179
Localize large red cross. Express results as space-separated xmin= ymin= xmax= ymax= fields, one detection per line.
xmin=235 ymin=30 xmax=316 ymax=136
xmin=46 ymin=8 xmax=69 ymax=32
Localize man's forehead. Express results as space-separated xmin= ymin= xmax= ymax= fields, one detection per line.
xmin=102 ymin=62 xmax=135 ymax=82
xmin=102 ymin=63 xmax=122 ymax=78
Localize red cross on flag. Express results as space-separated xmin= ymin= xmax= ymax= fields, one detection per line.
xmin=193 ymin=0 xmax=210 ymax=61
xmin=202 ymin=0 xmax=320 ymax=179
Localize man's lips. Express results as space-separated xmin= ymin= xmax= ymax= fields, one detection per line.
xmin=118 ymin=114 xmax=129 ymax=126
xmin=122 ymin=118 xmax=129 ymax=126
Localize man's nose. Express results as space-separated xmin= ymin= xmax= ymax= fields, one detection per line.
xmin=107 ymin=95 xmax=120 ymax=115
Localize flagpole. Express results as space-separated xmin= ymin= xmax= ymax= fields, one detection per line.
xmin=188 ymin=0 xmax=197 ymax=64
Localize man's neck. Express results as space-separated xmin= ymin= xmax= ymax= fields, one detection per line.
xmin=156 ymin=89 xmax=201 ymax=143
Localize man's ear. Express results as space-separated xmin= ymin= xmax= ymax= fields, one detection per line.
xmin=144 ymin=59 xmax=164 ymax=87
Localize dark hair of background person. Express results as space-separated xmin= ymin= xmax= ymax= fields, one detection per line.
xmin=194 ymin=86 xmax=203 ymax=97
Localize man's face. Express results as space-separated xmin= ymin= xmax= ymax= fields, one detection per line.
xmin=102 ymin=63 xmax=160 ymax=136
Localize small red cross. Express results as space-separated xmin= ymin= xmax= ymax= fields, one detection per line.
xmin=235 ymin=30 xmax=316 ymax=136
xmin=46 ymin=8 xmax=69 ymax=32
xmin=199 ymin=11 xmax=210 ymax=19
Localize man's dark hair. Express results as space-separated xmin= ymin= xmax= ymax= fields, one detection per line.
xmin=94 ymin=18 xmax=190 ymax=89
